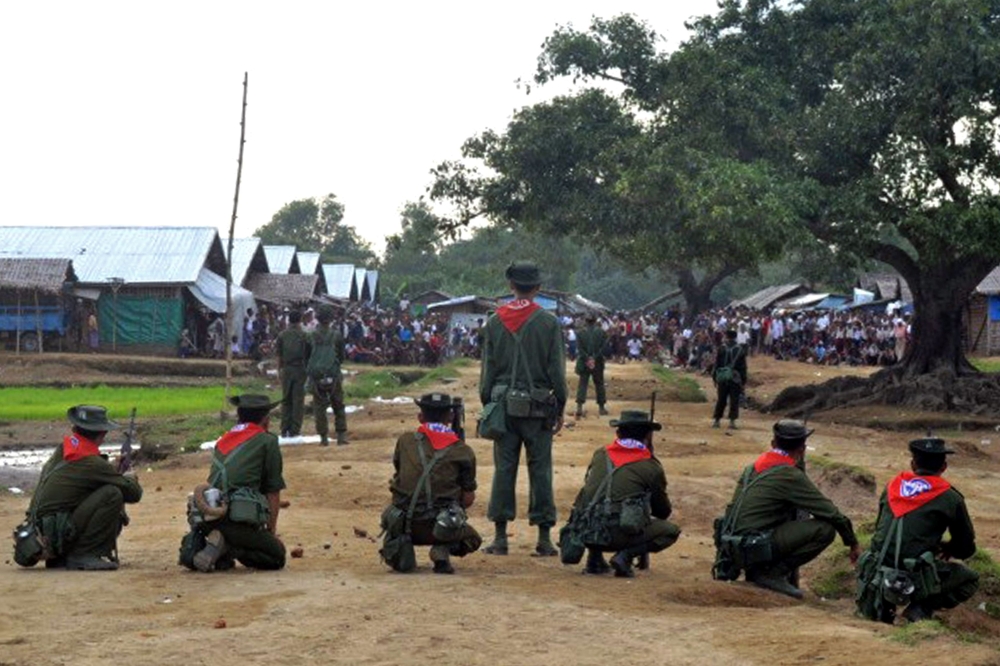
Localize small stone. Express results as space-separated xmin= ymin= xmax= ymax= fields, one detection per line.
xmin=291 ymin=547 xmax=304 ymax=558
xmin=323 ymin=543 xmax=332 ymax=550
xmin=155 ymin=486 xmax=162 ymax=492
xmin=341 ymin=464 xmax=352 ymax=470
xmin=353 ymin=527 xmax=368 ymax=538
xmin=280 ymin=500 xmax=291 ymax=508
xmin=214 ymin=619 xmax=227 ymax=629
xmin=364 ymin=614 xmax=372 ymax=621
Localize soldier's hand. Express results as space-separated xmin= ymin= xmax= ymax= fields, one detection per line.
xmin=553 ymin=416 xmax=564 ymax=435
xmin=849 ymin=542 xmax=861 ymax=566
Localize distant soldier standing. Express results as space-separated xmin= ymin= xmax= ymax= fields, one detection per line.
xmin=308 ymin=305 xmax=348 ymax=446
xmin=275 ymin=309 xmax=309 ymax=437
xmin=575 ymin=313 xmax=608 ymax=418
xmin=712 ymin=329 xmax=747 ymax=429
xmin=480 ymin=261 xmax=567 ymax=556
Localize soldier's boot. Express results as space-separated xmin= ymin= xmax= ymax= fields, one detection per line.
xmin=320 ymin=435 xmax=330 ymax=447
xmin=583 ymin=549 xmax=611 ymax=575
xmin=903 ymin=603 xmax=934 ymax=623
xmin=635 ymin=552 xmax=650 ymax=570
xmin=575 ymin=404 xmax=584 ymax=419
xmin=712 ymin=419 xmax=721 ymax=429
xmin=430 ymin=545 xmax=455 ymax=574
xmin=482 ymin=522 xmax=508 ymax=555
xmin=193 ymin=530 xmax=227 ymax=573
xmin=747 ymin=564 xmax=804 ymax=599
xmin=728 ymin=419 xmax=739 ymax=430
xmin=598 ymin=405 xmax=609 ymax=416
xmin=610 ymin=546 xmax=645 ymax=578
xmin=336 ymin=431 xmax=349 ymax=446
xmin=534 ymin=526 xmax=558 ymax=557
xmin=65 ymin=554 xmax=119 ymax=571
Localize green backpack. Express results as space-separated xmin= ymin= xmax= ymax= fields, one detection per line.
xmin=307 ymin=329 xmax=341 ymax=380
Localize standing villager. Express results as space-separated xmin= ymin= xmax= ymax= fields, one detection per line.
xmin=562 ymin=410 xmax=680 ymax=578
xmin=856 ymin=437 xmax=978 ymax=624
xmin=575 ymin=313 xmax=608 ymax=418
xmin=379 ymin=393 xmax=481 ymax=574
xmin=712 ymin=329 xmax=747 ymax=429
xmin=181 ymin=394 xmax=286 ymax=572
xmin=86 ymin=308 xmax=99 ymax=353
xmin=712 ymin=420 xmax=860 ymax=598
xmin=308 ymin=305 xmax=348 ymax=446
xmin=275 ymin=309 xmax=309 ymax=437
xmin=479 ymin=261 xmax=567 ymax=556
xmin=13 ymin=405 xmax=142 ymax=570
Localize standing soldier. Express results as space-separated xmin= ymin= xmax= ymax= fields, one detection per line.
xmin=575 ymin=313 xmax=608 ymax=418
xmin=308 ymin=305 xmax=348 ymax=446
xmin=13 ymin=405 xmax=142 ymax=570
xmin=480 ymin=261 xmax=567 ymax=556
xmin=712 ymin=329 xmax=747 ymax=429
xmin=275 ymin=309 xmax=309 ymax=437
xmin=857 ymin=437 xmax=978 ymax=623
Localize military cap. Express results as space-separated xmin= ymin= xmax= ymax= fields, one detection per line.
xmin=908 ymin=437 xmax=955 ymax=455
xmin=414 ymin=393 xmax=455 ymax=409
xmin=67 ymin=405 xmax=120 ymax=432
xmin=505 ymin=261 xmax=541 ymax=288
xmin=773 ymin=419 xmax=814 ymax=440
xmin=228 ymin=394 xmax=281 ymax=410
xmin=316 ymin=304 xmax=335 ymax=324
xmin=610 ymin=410 xmax=662 ymax=431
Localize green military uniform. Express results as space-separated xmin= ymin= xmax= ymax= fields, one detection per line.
xmin=713 ymin=335 xmax=748 ymax=427
xmin=728 ymin=453 xmax=857 ymax=573
xmin=29 ymin=441 xmax=142 ymax=564
xmin=480 ymin=299 xmax=567 ymax=531
xmin=389 ymin=429 xmax=481 ymax=556
xmin=573 ymin=447 xmax=679 ymax=554
xmin=575 ymin=321 xmax=608 ymax=414
xmin=307 ymin=324 xmax=348 ymax=444
xmin=276 ymin=323 xmax=309 ymax=436
xmin=205 ymin=426 xmax=287 ymax=570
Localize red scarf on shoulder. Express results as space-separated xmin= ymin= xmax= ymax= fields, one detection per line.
xmin=753 ymin=449 xmax=796 ymax=473
xmin=63 ymin=433 xmax=101 ymax=462
xmin=418 ymin=423 xmax=460 ymax=450
xmin=497 ymin=299 xmax=541 ymax=333
xmin=606 ymin=438 xmax=652 ymax=467
xmin=215 ymin=423 xmax=266 ymax=455
xmin=887 ymin=471 xmax=951 ymax=518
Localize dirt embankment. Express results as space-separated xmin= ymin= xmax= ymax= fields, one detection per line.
xmin=1 ymin=353 xmax=998 ymax=666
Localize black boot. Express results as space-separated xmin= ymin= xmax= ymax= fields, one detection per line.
xmin=583 ymin=549 xmax=611 ymax=575
xmin=611 ymin=544 xmax=648 ymax=578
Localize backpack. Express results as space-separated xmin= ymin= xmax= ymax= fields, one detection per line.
xmin=307 ymin=329 xmax=341 ymax=380
xmin=712 ymin=465 xmax=783 ymax=581
xmin=715 ymin=345 xmax=742 ymax=384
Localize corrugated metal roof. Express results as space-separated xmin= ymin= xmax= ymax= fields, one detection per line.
xmin=322 ymin=264 xmax=356 ymax=299
xmin=297 ymin=252 xmax=320 ymax=275
xmin=355 ymin=267 xmax=369 ymax=300
xmin=365 ymin=269 xmax=379 ymax=302
xmin=0 ymin=226 xmax=221 ymax=285
xmin=263 ymin=245 xmax=298 ymax=274
xmin=245 ymin=273 xmax=318 ymax=305
xmin=226 ymin=238 xmax=269 ymax=285
xmin=730 ymin=284 xmax=807 ymax=310
xmin=0 ymin=258 xmax=77 ymax=294
xmin=976 ymin=265 xmax=1000 ymax=294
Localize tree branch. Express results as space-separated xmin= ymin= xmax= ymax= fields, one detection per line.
xmin=872 ymin=243 xmax=921 ymax=290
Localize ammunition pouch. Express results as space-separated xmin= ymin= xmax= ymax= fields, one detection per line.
xmin=227 ymin=487 xmax=269 ymax=528
xmin=711 ymin=516 xmax=742 ymax=581
xmin=477 ymin=400 xmax=508 ymax=439
xmin=379 ymin=531 xmax=416 ymax=573
xmin=618 ymin=494 xmax=651 ymax=535
xmin=380 ymin=504 xmax=407 ymax=537
xmin=432 ymin=503 xmax=468 ymax=542
xmin=558 ymin=510 xmax=587 ymax=565
xmin=12 ymin=521 xmax=47 ymax=568
xmin=505 ymin=387 xmax=556 ymax=419
xmin=720 ymin=530 xmax=774 ymax=570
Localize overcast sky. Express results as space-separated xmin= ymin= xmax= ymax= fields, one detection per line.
xmin=1 ymin=1 xmax=719 ymax=255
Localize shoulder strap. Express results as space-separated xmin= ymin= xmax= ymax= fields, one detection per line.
xmin=404 ymin=434 xmax=448 ymax=530
xmin=27 ymin=459 xmax=69 ymax=523
xmin=509 ymin=308 xmax=544 ymax=390
xmin=209 ymin=439 xmax=257 ymax=493
xmin=585 ymin=455 xmax=618 ymax=510
xmin=720 ymin=464 xmax=785 ymax=536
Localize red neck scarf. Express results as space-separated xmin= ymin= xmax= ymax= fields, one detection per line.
xmin=497 ymin=299 xmax=541 ymax=333
xmin=215 ymin=422 xmax=266 ymax=455
xmin=887 ymin=471 xmax=951 ymax=518
xmin=606 ymin=438 xmax=652 ymax=467
xmin=753 ymin=448 xmax=796 ymax=473
xmin=63 ymin=433 xmax=101 ymax=462
xmin=418 ymin=423 xmax=460 ymax=450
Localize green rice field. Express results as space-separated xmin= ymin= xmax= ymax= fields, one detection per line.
xmin=0 ymin=385 xmax=237 ymax=421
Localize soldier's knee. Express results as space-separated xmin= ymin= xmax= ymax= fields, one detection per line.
xmin=95 ymin=485 xmax=124 ymax=509
xmin=815 ymin=521 xmax=836 ymax=548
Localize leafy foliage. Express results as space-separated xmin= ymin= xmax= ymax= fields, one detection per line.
xmin=254 ymin=193 xmax=374 ymax=264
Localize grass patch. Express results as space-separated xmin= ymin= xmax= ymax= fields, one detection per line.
xmin=343 ymin=360 xmax=471 ymax=400
xmin=150 ymin=414 xmax=232 ymax=453
xmin=889 ymin=619 xmax=949 ymax=645
xmin=967 ymin=548 xmax=1000 ymax=599
xmin=809 ymin=523 xmax=874 ymax=599
xmin=970 ymin=358 xmax=1000 ymax=373
xmin=650 ymin=366 xmax=708 ymax=403
xmin=809 ymin=455 xmax=878 ymax=493
xmin=0 ymin=384 xmax=267 ymax=420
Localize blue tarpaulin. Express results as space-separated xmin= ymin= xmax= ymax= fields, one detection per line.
xmin=990 ymin=295 xmax=1000 ymax=322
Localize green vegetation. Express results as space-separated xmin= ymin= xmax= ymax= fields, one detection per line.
xmin=151 ymin=414 xmax=232 ymax=453
xmin=650 ymin=366 xmax=707 ymax=403
xmin=967 ymin=549 xmax=1000 ymax=600
xmin=808 ymin=455 xmax=877 ymax=494
xmin=0 ymin=385 xmax=263 ymax=421
xmin=344 ymin=360 xmax=470 ymax=400
xmin=809 ymin=523 xmax=874 ymax=600
xmin=889 ymin=619 xmax=949 ymax=645
xmin=971 ymin=358 xmax=1000 ymax=374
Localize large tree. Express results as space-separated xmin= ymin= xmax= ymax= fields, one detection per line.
xmin=254 ymin=193 xmax=374 ymax=264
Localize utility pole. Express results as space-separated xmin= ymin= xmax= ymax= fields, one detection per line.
xmin=225 ymin=72 xmax=248 ymax=411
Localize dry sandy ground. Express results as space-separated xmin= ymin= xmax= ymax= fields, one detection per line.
xmin=1 ymin=355 xmax=999 ymax=666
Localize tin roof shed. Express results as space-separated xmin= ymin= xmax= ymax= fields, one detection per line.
xmin=263 ymin=245 xmax=300 ymax=274
xmin=322 ymin=264 xmax=357 ymax=300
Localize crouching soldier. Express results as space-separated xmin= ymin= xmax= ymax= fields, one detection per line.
xmin=179 ymin=394 xmax=286 ymax=572
xmin=712 ymin=420 xmax=860 ymax=598
xmin=379 ymin=393 xmax=481 ymax=574
xmin=856 ymin=437 xmax=979 ymax=624
xmin=560 ymin=410 xmax=680 ymax=578
xmin=13 ymin=405 xmax=142 ymax=570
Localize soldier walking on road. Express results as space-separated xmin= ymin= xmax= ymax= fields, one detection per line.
xmin=575 ymin=313 xmax=608 ymax=418
xmin=479 ymin=261 xmax=567 ymax=557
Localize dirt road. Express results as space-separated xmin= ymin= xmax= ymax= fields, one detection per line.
xmin=1 ymin=356 xmax=998 ymax=665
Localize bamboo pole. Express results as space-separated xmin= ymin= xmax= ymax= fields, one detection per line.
xmin=224 ymin=72 xmax=248 ymax=411
xmin=34 ymin=289 xmax=41 ymax=353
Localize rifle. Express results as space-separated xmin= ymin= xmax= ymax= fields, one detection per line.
xmin=648 ymin=391 xmax=658 ymax=457
xmin=451 ymin=397 xmax=466 ymax=441
xmin=117 ymin=407 xmax=137 ymax=474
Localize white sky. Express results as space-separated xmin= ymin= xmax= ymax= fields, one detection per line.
xmin=0 ymin=1 xmax=719 ymax=255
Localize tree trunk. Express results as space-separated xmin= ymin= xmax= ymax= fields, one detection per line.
xmin=675 ymin=265 xmax=737 ymax=319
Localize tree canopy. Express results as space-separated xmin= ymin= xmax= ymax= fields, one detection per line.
xmin=254 ymin=193 xmax=374 ymax=264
